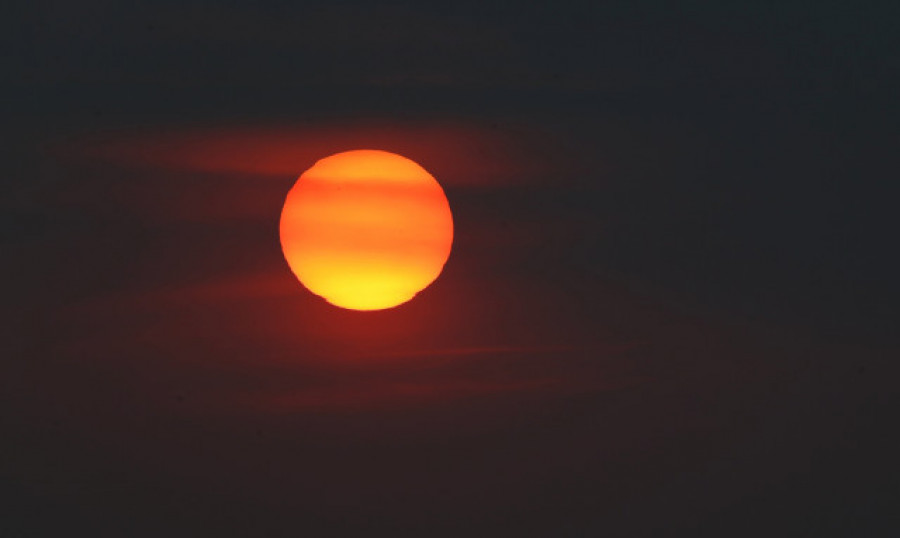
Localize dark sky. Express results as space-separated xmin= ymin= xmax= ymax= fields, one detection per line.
xmin=3 ymin=1 xmax=898 ymax=536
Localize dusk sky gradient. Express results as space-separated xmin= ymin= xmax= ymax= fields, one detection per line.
xmin=3 ymin=1 xmax=898 ymax=536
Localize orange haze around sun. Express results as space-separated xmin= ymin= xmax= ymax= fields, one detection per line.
xmin=279 ymin=150 xmax=454 ymax=311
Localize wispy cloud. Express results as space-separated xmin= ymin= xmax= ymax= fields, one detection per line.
xmin=60 ymin=121 xmax=546 ymax=186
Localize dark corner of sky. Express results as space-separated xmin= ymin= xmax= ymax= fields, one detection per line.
xmin=2 ymin=1 xmax=899 ymax=536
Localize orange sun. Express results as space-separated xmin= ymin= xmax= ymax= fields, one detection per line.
xmin=279 ymin=150 xmax=454 ymax=311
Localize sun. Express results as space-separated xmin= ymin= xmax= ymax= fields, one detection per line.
xmin=279 ymin=150 xmax=454 ymax=311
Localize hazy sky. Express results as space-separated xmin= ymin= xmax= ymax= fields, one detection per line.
xmin=3 ymin=1 xmax=898 ymax=536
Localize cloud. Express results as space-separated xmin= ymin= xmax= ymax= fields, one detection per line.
xmin=61 ymin=121 xmax=540 ymax=185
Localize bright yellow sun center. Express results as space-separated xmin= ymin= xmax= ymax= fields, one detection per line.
xmin=279 ymin=150 xmax=454 ymax=311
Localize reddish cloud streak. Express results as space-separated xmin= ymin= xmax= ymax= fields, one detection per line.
xmin=61 ymin=121 xmax=555 ymax=186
